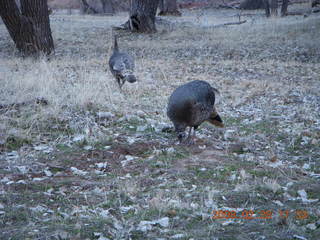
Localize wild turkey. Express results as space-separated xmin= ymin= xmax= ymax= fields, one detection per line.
xmin=109 ymin=35 xmax=136 ymax=89
xmin=167 ymin=80 xmax=224 ymax=144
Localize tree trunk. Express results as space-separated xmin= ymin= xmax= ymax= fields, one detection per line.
xmin=239 ymin=0 xmax=265 ymax=10
xmin=80 ymin=0 xmax=99 ymax=14
xmin=101 ymin=0 xmax=114 ymax=14
xmin=0 ymin=0 xmax=54 ymax=56
xmin=264 ymin=0 xmax=271 ymax=17
xmin=158 ymin=0 xmax=181 ymax=16
xmin=312 ymin=0 xmax=320 ymax=7
xmin=270 ymin=0 xmax=278 ymax=16
xmin=80 ymin=0 xmax=114 ymax=14
xmin=281 ymin=0 xmax=289 ymax=16
xmin=15 ymin=0 xmax=21 ymax=10
xmin=128 ymin=0 xmax=160 ymax=33
xmin=264 ymin=0 xmax=282 ymax=17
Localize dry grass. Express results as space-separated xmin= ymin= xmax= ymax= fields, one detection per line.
xmin=0 ymin=4 xmax=320 ymax=239
xmin=1 ymin=7 xmax=319 ymax=119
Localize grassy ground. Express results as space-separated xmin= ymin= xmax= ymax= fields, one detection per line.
xmin=0 ymin=4 xmax=320 ymax=240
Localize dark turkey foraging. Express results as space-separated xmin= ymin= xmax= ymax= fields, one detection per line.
xmin=167 ymin=80 xmax=224 ymax=144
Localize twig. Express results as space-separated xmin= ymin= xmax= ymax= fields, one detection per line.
xmin=81 ymin=0 xmax=98 ymax=14
xmin=218 ymin=4 xmax=240 ymax=9
xmin=212 ymin=20 xmax=247 ymax=28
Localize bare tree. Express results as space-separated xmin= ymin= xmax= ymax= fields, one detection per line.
xmin=312 ymin=0 xmax=320 ymax=7
xmin=127 ymin=0 xmax=160 ymax=33
xmin=101 ymin=0 xmax=114 ymax=14
xmin=280 ymin=0 xmax=289 ymax=16
xmin=80 ymin=0 xmax=98 ymax=14
xmin=158 ymin=0 xmax=181 ymax=16
xmin=0 ymin=0 xmax=54 ymax=56
xmin=80 ymin=0 xmax=114 ymax=15
xmin=264 ymin=0 xmax=289 ymax=17
xmin=270 ymin=0 xmax=278 ymax=16
xmin=239 ymin=0 xmax=265 ymax=10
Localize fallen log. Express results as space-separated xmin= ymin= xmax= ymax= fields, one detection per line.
xmin=213 ymin=20 xmax=247 ymax=27
xmin=80 ymin=0 xmax=99 ymax=14
xmin=218 ymin=4 xmax=239 ymax=9
xmin=286 ymin=7 xmax=320 ymax=15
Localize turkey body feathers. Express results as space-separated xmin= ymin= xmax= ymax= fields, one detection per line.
xmin=109 ymin=52 xmax=135 ymax=78
xmin=167 ymin=80 xmax=223 ymax=142
xmin=108 ymin=36 xmax=136 ymax=88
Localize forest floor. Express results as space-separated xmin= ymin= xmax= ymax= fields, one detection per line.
xmin=0 ymin=3 xmax=320 ymax=240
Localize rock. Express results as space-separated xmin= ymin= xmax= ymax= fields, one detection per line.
xmin=44 ymin=169 xmax=53 ymax=177
xmin=157 ymin=217 xmax=169 ymax=227
xmin=136 ymin=110 xmax=146 ymax=118
xmin=221 ymin=220 xmax=234 ymax=226
xmin=229 ymin=174 xmax=236 ymax=181
xmin=224 ymin=129 xmax=236 ymax=140
xmin=33 ymin=177 xmax=47 ymax=181
xmin=6 ymin=151 xmax=19 ymax=160
xmin=171 ymin=234 xmax=185 ymax=239
xmin=72 ymin=134 xmax=85 ymax=142
xmin=52 ymin=230 xmax=70 ymax=240
xmin=293 ymin=235 xmax=307 ymax=240
xmin=166 ymin=209 xmax=177 ymax=217
xmin=166 ymin=147 xmax=175 ymax=153
xmin=17 ymin=166 xmax=28 ymax=174
xmin=120 ymin=206 xmax=135 ymax=214
xmin=125 ymin=155 xmax=135 ymax=161
xmin=98 ymin=236 xmax=110 ymax=240
xmin=0 ymin=176 xmax=10 ymax=183
xmin=199 ymin=145 xmax=206 ymax=149
xmin=286 ymin=182 xmax=294 ymax=187
xmin=70 ymin=167 xmax=87 ymax=176
xmin=298 ymin=189 xmax=308 ymax=199
xmin=137 ymin=125 xmax=148 ymax=132
xmin=298 ymin=189 xmax=319 ymax=203
xmin=93 ymin=232 xmax=110 ymax=240
xmin=34 ymin=145 xmax=53 ymax=153
xmin=95 ymin=162 xmax=107 ymax=169
xmin=97 ymin=112 xmax=115 ymax=119
xmin=272 ymin=200 xmax=284 ymax=207
xmin=306 ymin=223 xmax=316 ymax=230
xmin=127 ymin=137 xmax=136 ymax=144
xmin=137 ymin=217 xmax=169 ymax=232
xmin=83 ymin=145 xmax=93 ymax=150
xmin=99 ymin=210 xmax=109 ymax=218
xmin=302 ymin=163 xmax=310 ymax=170
xmin=30 ymin=205 xmax=47 ymax=213
xmin=137 ymin=221 xmax=153 ymax=232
